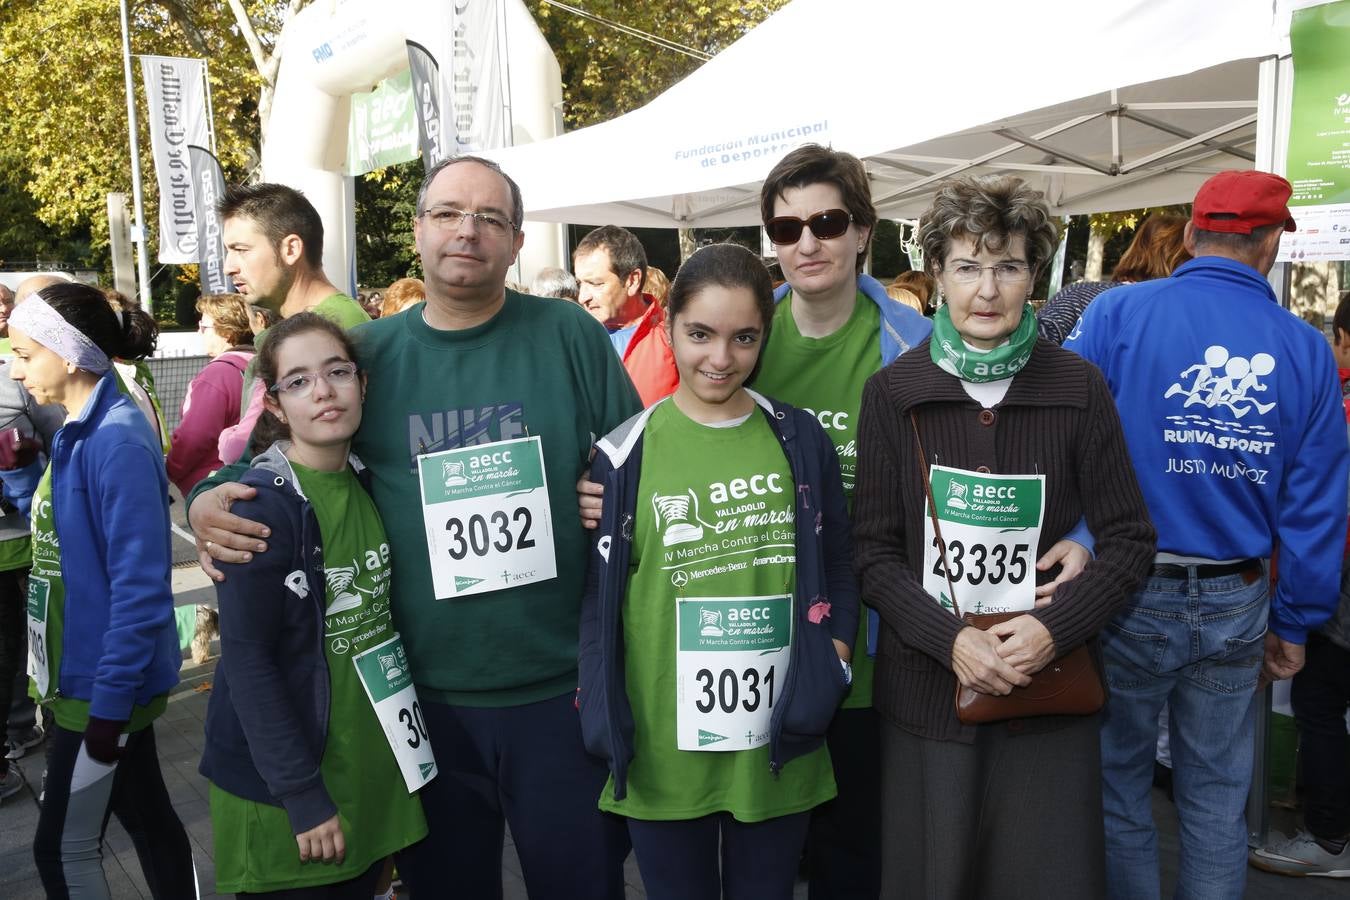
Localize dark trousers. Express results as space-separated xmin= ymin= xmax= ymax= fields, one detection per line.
xmin=394 ymin=692 xmax=629 ymax=900
xmin=628 ymin=811 xmax=811 ymax=900
xmin=238 ymin=858 xmax=382 ymax=899
xmin=35 ymin=722 xmax=197 ymax=899
xmin=1292 ymin=634 xmax=1350 ymax=840
xmin=807 ymin=705 xmax=881 ymax=899
xmin=0 ymin=567 xmax=32 ymax=748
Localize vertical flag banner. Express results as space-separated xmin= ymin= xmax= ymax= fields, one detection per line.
xmin=406 ymin=0 xmax=506 ymax=172
xmin=1278 ymin=0 xmax=1350 ymax=262
xmin=139 ymin=56 xmax=211 ymax=263
xmin=189 ymin=145 xmax=232 ymax=296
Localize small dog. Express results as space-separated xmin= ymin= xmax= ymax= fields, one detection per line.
xmin=191 ymin=604 xmax=219 ymax=664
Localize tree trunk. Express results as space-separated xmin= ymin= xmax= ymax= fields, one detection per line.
xmin=1084 ymin=226 xmax=1106 ymax=281
xmin=678 ymin=228 xmax=697 ymax=264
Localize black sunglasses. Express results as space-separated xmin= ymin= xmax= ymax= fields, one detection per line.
xmin=764 ymin=208 xmax=853 ymax=245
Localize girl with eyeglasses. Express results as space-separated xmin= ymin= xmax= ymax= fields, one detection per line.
xmin=199 ymin=312 xmax=429 ymax=898
xmin=579 ymin=243 xmax=858 ymax=899
xmin=8 ymin=282 xmax=197 ymax=898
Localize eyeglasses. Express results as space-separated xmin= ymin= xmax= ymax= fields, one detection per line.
xmin=419 ymin=206 xmax=515 ymax=235
xmin=944 ymin=262 xmax=1032 ymax=284
xmin=268 ymin=363 xmax=360 ymax=397
xmin=197 ymin=319 xmax=216 ymax=334
xmin=764 ymin=209 xmax=853 ymax=245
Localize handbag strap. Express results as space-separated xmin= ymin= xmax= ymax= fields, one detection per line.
xmin=910 ymin=411 xmax=961 ymax=619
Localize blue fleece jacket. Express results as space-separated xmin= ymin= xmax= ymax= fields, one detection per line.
xmin=45 ymin=372 xmax=179 ymax=720
xmin=1065 ymin=256 xmax=1350 ymax=642
xmin=772 ymin=273 xmax=932 ymax=367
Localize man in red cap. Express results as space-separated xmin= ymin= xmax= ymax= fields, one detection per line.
xmin=1065 ymin=170 xmax=1350 ymax=896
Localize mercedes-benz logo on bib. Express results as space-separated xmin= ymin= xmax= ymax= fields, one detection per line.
xmin=330 ymin=636 xmax=351 ymax=655
xmin=671 ymin=570 xmax=689 ymax=588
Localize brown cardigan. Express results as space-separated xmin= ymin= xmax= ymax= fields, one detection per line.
xmin=853 ymin=337 xmax=1156 ymax=743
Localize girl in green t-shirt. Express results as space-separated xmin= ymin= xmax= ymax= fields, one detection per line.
xmin=201 ymin=313 xmax=427 ymax=897
xmin=579 ymin=244 xmax=859 ymax=900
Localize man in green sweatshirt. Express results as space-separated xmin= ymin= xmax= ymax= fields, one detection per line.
xmin=190 ymin=157 xmax=639 ymax=898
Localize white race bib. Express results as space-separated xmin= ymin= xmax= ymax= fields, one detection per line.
xmin=416 ymin=436 xmax=557 ymax=599
xmin=675 ymin=595 xmax=791 ymax=752
xmin=351 ymin=633 xmax=437 ymax=793
xmin=922 ymin=465 xmax=1045 ymax=615
xmin=26 ymin=576 xmax=50 ymax=698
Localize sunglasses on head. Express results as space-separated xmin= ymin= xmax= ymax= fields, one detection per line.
xmin=764 ymin=209 xmax=853 ymax=245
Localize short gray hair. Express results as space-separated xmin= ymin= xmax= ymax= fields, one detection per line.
xmin=530 ymin=267 xmax=579 ymax=300
xmin=918 ymin=175 xmax=1060 ymax=277
xmin=416 ymin=156 xmax=524 ymax=227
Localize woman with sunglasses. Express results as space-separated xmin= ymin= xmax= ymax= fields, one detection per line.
xmin=745 ymin=146 xmax=931 ymax=898
xmin=200 ymin=312 xmax=428 ymax=898
xmin=579 ymin=243 xmax=857 ymax=899
xmin=851 ymin=175 xmax=1155 ymax=898
xmin=8 ymin=283 xmax=197 ymax=898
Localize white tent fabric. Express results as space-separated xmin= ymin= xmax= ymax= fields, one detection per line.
xmin=487 ymin=0 xmax=1282 ymax=227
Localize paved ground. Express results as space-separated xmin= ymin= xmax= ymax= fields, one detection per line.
xmin=0 ymin=570 xmax=1342 ymax=898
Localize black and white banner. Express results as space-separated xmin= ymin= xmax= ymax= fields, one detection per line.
xmin=188 ymin=145 xmax=231 ymax=296
xmin=140 ymin=55 xmax=211 ymax=264
xmin=406 ymin=0 xmax=507 ymax=172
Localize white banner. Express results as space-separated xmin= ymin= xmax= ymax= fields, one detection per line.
xmin=139 ymin=56 xmax=210 ymax=263
xmin=407 ymin=0 xmax=506 ymax=168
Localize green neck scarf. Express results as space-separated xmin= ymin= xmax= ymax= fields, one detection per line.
xmin=929 ymin=303 xmax=1037 ymax=383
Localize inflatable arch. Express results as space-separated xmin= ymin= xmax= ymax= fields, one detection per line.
xmin=264 ymin=0 xmax=565 ymax=292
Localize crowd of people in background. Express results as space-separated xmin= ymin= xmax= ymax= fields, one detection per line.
xmin=0 ymin=142 xmax=1347 ymax=900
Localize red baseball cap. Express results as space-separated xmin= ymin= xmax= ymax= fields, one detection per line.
xmin=1192 ymin=170 xmax=1296 ymax=234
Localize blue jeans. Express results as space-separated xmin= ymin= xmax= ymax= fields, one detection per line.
xmin=1099 ymin=566 xmax=1267 ymax=900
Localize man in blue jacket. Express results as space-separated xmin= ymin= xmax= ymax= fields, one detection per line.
xmin=1065 ymin=170 xmax=1350 ymax=899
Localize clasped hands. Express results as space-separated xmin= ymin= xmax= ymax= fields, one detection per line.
xmin=950 ymin=614 xmax=1056 ymax=697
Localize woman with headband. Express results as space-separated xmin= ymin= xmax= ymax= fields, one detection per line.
xmin=8 ymin=283 xmax=196 ymax=898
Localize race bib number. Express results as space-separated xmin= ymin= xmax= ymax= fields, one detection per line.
xmin=675 ymin=595 xmax=791 ymax=752
xmin=922 ymin=465 xmax=1045 ymax=615
xmin=26 ymin=576 xmax=50 ymax=698
xmin=417 ymin=436 xmax=557 ymax=599
xmin=352 ymin=634 xmax=437 ymax=793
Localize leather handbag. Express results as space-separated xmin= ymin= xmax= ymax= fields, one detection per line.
xmin=909 ymin=412 xmax=1105 ymax=725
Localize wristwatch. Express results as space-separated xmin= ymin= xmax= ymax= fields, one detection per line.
xmin=840 ymin=657 xmax=853 ymax=686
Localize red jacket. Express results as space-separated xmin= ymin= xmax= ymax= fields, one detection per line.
xmin=620 ymin=297 xmax=678 ymax=407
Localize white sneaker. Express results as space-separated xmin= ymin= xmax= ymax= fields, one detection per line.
xmin=1251 ymin=829 xmax=1350 ymax=878
xmin=5 ymin=722 xmax=44 ymax=761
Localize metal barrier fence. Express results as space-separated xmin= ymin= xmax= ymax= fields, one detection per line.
xmin=146 ymin=354 xmax=209 ymax=436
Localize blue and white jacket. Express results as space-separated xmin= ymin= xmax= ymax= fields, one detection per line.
xmin=578 ymin=392 xmax=859 ymax=800
xmin=1065 ymin=256 xmax=1349 ymax=642
xmin=33 ymin=372 xmax=179 ymax=720
xmin=772 ymin=273 xmax=933 ymax=367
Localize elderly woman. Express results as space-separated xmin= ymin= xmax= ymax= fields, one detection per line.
xmin=166 ymin=293 xmax=256 ymax=496
xmin=852 ymin=174 xmax=1155 ymax=898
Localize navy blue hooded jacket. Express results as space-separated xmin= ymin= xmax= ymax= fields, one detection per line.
xmin=578 ymin=391 xmax=858 ymax=800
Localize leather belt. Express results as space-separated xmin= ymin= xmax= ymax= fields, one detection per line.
xmin=1151 ymin=559 xmax=1262 ymax=583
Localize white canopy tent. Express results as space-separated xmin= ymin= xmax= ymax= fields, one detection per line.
xmin=487 ymin=0 xmax=1289 ymax=228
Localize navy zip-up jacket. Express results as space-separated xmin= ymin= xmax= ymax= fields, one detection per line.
xmin=578 ymin=391 xmax=858 ymax=800
xmin=200 ymin=443 xmax=373 ymax=834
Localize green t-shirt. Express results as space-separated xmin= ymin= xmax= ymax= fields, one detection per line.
xmin=597 ymin=402 xmax=835 ymax=823
xmin=754 ymin=291 xmax=881 ymax=708
xmin=0 ymin=534 xmax=31 ymax=572
xmin=345 ymin=291 xmax=641 ymax=707
xmin=27 ymin=467 xmax=165 ymax=731
xmin=211 ymin=462 xmax=425 ymax=894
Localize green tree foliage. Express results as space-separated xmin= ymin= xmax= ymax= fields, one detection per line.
xmin=355 ymin=160 xmax=423 ymax=288
xmin=0 ymin=1 xmax=264 ymax=266
xmin=524 ymin=0 xmax=789 ymax=129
